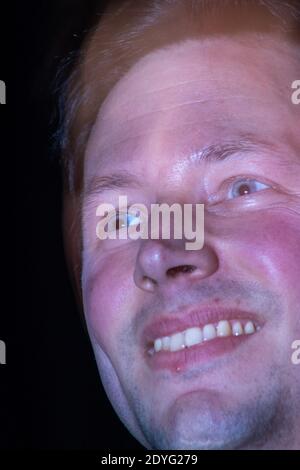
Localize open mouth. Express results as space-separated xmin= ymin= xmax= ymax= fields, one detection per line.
xmin=149 ymin=319 xmax=259 ymax=354
xmin=142 ymin=307 xmax=263 ymax=372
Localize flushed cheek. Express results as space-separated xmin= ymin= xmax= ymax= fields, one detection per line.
xmin=225 ymin=210 xmax=300 ymax=301
xmin=82 ymin=251 xmax=140 ymax=352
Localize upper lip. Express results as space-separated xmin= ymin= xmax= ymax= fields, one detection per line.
xmin=141 ymin=305 xmax=263 ymax=349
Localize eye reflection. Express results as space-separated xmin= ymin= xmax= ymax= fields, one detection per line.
xmin=107 ymin=211 xmax=141 ymax=233
xmin=228 ymin=179 xmax=271 ymax=199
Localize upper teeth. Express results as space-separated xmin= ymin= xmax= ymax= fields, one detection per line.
xmin=153 ymin=320 xmax=257 ymax=353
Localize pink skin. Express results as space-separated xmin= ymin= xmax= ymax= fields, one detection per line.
xmin=80 ymin=35 xmax=300 ymax=449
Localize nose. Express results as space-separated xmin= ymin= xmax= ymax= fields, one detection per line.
xmin=134 ymin=238 xmax=219 ymax=292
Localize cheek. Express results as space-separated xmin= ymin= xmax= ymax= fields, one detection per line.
xmin=224 ymin=210 xmax=300 ymax=300
xmin=82 ymin=250 xmax=140 ymax=350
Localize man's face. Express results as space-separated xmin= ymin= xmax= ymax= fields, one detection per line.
xmin=79 ymin=34 xmax=300 ymax=449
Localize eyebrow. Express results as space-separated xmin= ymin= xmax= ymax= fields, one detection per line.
xmin=84 ymin=170 xmax=143 ymax=200
xmin=84 ymin=137 xmax=276 ymax=199
xmin=193 ymin=137 xmax=276 ymax=163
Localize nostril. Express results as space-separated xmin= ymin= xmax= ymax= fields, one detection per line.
xmin=166 ymin=265 xmax=197 ymax=277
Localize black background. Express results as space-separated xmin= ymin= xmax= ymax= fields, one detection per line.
xmin=5 ymin=0 xmax=144 ymax=450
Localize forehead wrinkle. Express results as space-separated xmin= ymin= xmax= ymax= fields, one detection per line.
xmin=97 ymin=134 xmax=278 ymax=170
xmin=94 ymin=95 xmax=280 ymax=160
xmin=99 ymin=36 xmax=299 ymax=116
xmin=85 ymin=40 xmax=299 ymax=174
xmin=102 ymin=96 xmax=266 ymax=127
xmin=101 ymin=78 xmax=228 ymax=118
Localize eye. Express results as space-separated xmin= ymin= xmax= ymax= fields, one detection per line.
xmin=107 ymin=211 xmax=141 ymax=233
xmin=227 ymin=178 xmax=271 ymax=199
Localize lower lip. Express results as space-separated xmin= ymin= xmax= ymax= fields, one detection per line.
xmin=145 ymin=334 xmax=255 ymax=373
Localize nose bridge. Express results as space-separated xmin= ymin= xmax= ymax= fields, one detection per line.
xmin=142 ymin=199 xmax=205 ymax=250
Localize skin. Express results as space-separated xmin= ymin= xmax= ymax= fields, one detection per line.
xmin=72 ymin=33 xmax=300 ymax=449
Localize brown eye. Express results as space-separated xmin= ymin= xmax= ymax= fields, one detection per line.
xmin=228 ymin=179 xmax=270 ymax=199
xmin=237 ymin=183 xmax=251 ymax=196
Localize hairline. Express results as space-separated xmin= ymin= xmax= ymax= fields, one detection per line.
xmin=55 ymin=0 xmax=300 ymax=194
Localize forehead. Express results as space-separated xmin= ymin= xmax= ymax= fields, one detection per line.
xmin=84 ymin=35 xmax=300 ymax=181
xmin=101 ymin=35 xmax=299 ymax=108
